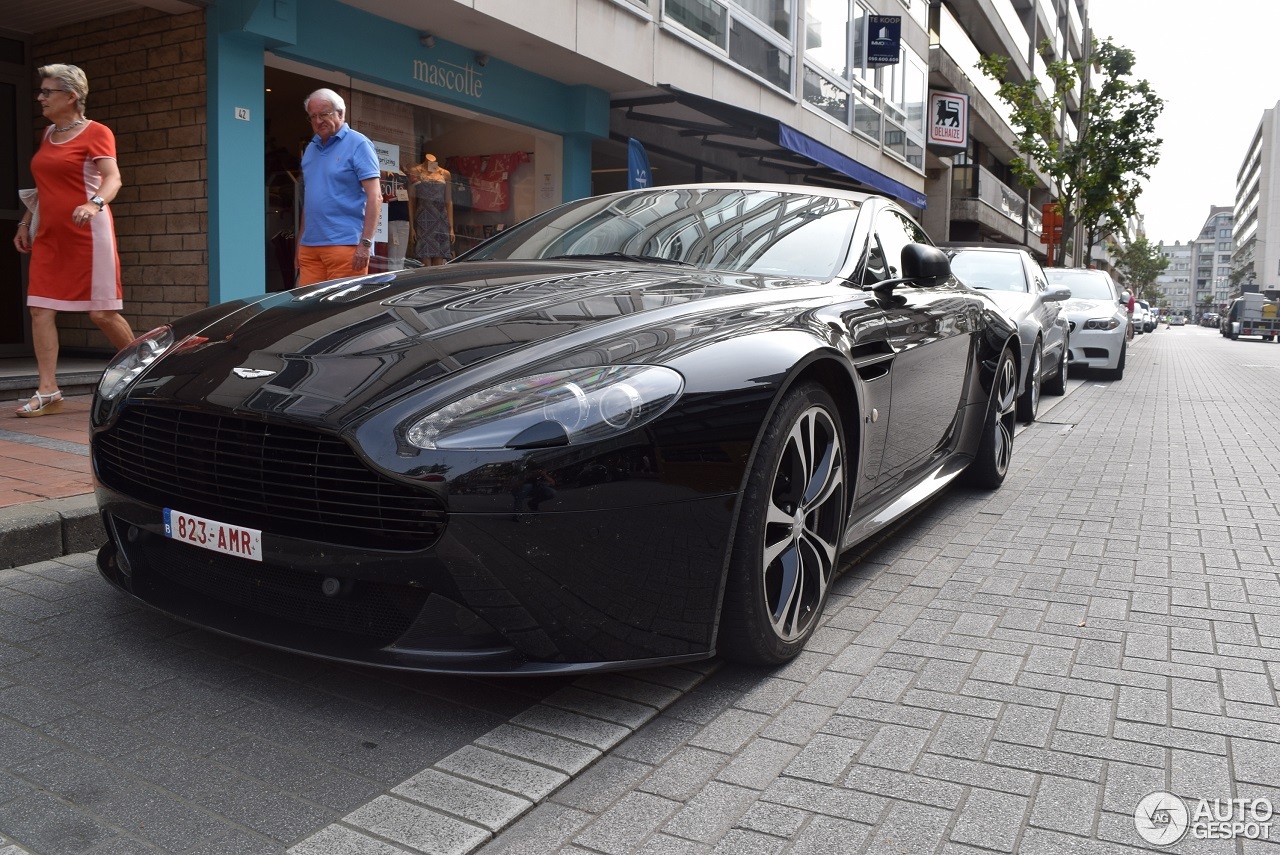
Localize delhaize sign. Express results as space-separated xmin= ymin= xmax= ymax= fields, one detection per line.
xmin=927 ymin=91 xmax=968 ymax=150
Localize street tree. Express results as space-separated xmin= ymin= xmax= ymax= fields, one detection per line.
xmin=1110 ymin=236 xmax=1167 ymax=303
xmin=977 ymin=38 xmax=1163 ymax=266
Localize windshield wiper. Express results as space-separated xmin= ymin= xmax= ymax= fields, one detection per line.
xmin=548 ymin=252 xmax=694 ymax=267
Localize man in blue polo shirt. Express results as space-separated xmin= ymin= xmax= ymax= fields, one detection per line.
xmin=297 ymin=88 xmax=381 ymax=286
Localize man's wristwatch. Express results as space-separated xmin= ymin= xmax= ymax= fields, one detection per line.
xmin=359 ymin=238 xmax=373 ymax=248
xmin=89 ymin=195 xmax=105 ymax=210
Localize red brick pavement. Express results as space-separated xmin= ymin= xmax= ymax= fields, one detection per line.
xmin=0 ymin=393 xmax=94 ymax=508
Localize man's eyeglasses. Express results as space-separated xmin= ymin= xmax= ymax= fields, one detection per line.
xmin=37 ymin=88 xmax=68 ymax=98
xmin=308 ymin=110 xmax=338 ymax=121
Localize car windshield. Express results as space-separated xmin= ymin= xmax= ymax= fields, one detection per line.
xmin=1045 ymin=269 xmax=1115 ymax=300
xmin=459 ymin=187 xmax=864 ymax=280
xmin=948 ymin=251 xmax=1028 ymax=293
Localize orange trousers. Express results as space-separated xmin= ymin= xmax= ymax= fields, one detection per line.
xmin=297 ymin=244 xmax=368 ymax=287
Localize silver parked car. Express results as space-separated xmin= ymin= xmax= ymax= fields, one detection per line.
xmin=946 ymin=245 xmax=1071 ymax=422
xmin=1044 ymin=267 xmax=1129 ymax=380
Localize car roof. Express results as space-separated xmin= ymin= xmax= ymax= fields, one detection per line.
xmin=939 ymin=242 xmax=1036 ymax=256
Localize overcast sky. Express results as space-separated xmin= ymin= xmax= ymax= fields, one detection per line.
xmin=1085 ymin=0 xmax=1273 ymax=244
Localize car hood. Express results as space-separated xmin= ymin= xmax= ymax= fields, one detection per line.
xmin=123 ymin=261 xmax=846 ymax=428
xmin=1060 ymin=297 xmax=1123 ymax=317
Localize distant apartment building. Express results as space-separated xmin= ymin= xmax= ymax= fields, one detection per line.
xmin=1233 ymin=103 xmax=1280 ymax=292
xmin=1156 ymin=241 xmax=1193 ymax=317
xmin=1191 ymin=206 xmax=1234 ymax=315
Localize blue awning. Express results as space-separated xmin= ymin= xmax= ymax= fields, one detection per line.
xmin=778 ymin=124 xmax=927 ymax=209
xmin=611 ymin=86 xmax=928 ymax=210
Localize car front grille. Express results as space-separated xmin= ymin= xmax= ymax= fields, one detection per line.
xmin=95 ymin=406 xmax=446 ymax=550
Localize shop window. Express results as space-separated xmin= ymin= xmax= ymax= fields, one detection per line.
xmin=262 ymin=66 xmax=540 ymax=288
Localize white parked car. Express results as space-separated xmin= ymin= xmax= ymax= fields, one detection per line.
xmin=1130 ymin=299 xmax=1148 ymax=335
xmin=1044 ymin=268 xmax=1129 ymax=380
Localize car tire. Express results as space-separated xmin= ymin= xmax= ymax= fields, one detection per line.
xmin=962 ymin=346 xmax=1017 ymax=490
xmin=718 ymin=382 xmax=846 ymax=666
xmin=1043 ymin=336 xmax=1068 ymax=396
xmin=1016 ymin=342 xmax=1041 ymax=422
xmin=1103 ymin=341 xmax=1126 ymax=380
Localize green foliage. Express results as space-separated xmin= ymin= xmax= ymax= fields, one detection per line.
xmin=977 ymin=38 xmax=1163 ymax=265
xmin=1111 ymin=236 xmax=1167 ymax=301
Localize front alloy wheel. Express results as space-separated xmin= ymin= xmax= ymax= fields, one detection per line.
xmin=720 ymin=383 xmax=845 ymax=665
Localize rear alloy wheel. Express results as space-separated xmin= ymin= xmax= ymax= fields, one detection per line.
xmin=963 ymin=347 xmax=1017 ymax=489
xmin=1016 ymin=342 xmax=1041 ymax=422
xmin=1043 ymin=335 xmax=1068 ymax=396
xmin=719 ymin=383 xmax=846 ymax=666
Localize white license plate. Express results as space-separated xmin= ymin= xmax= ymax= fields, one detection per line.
xmin=164 ymin=509 xmax=262 ymax=562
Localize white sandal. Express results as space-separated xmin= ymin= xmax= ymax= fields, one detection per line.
xmin=16 ymin=390 xmax=63 ymax=418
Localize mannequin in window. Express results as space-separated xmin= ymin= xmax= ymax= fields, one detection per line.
xmin=409 ymin=152 xmax=454 ymax=265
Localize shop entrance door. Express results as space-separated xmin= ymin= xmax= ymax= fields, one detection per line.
xmin=0 ymin=56 xmax=34 ymax=354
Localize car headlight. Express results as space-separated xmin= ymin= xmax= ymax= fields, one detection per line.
xmin=97 ymin=325 xmax=176 ymax=400
xmin=405 ymin=365 xmax=684 ymax=450
xmin=1083 ymin=317 xmax=1122 ymax=330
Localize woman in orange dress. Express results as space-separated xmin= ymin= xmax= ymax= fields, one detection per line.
xmin=11 ymin=63 xmax=134 ymax=417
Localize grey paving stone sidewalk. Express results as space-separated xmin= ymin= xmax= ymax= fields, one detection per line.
xmin=0 ymin=549 xmax=715 ymax=854
xmin=479 ymin=327 xmax=1280 ymax=854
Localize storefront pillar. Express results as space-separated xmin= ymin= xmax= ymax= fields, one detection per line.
xmin=208 ymin=0 xmax=297 ymax=303
xmin=563 ymin=133 xmax=595 ymax=203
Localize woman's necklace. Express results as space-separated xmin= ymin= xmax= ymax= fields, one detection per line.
xmin=52 ymin=117 xmax=84 ymax=133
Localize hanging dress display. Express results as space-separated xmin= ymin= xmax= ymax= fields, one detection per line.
xmin=412 ymin=176 xmax=452 ymax=260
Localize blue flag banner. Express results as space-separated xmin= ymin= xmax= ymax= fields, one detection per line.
xmin=628 ymin=138 xmax=652 ymax=189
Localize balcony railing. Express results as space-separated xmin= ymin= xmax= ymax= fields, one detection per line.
xmin=952 ymin=164 xmax=1041 ymax=232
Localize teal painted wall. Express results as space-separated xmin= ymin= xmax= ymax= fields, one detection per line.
xmin=206 ymin=0 xmax=607 ymax=304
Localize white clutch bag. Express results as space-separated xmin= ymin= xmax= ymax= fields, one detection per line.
xmin=19 ymin=188 xmax=39 ymax=238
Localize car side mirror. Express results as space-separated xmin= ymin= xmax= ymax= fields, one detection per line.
xmin=869 ymin=243 xmax=951 ymax=300
xmin=1043 ymin=288 xmax=1071 ymax=303
xmin=901 ymin=243 xmax=951 ymax=285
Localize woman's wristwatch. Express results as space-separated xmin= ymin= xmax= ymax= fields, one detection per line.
xmin=90 ymin=195 xmax=105 ymax=210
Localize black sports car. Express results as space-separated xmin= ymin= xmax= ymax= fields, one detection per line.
xmin=91 ymin=184 xmax=1020 ymax=675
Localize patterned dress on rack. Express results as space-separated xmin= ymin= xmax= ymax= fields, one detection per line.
xmin=412 ymin=178 xmax=452 ymax=259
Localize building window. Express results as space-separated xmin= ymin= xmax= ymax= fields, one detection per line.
xmin=805 ymin=0 xmax=849 ymax=77
xmin=731 ymin=16 xmax=792 ymax=89
xmin=665 ymin=0 xmax=794 ymax=91
xmin=803 ymin=66 xmax=849 ymax=122
xmin=666 ymin=0 xmax=728 ymax=47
